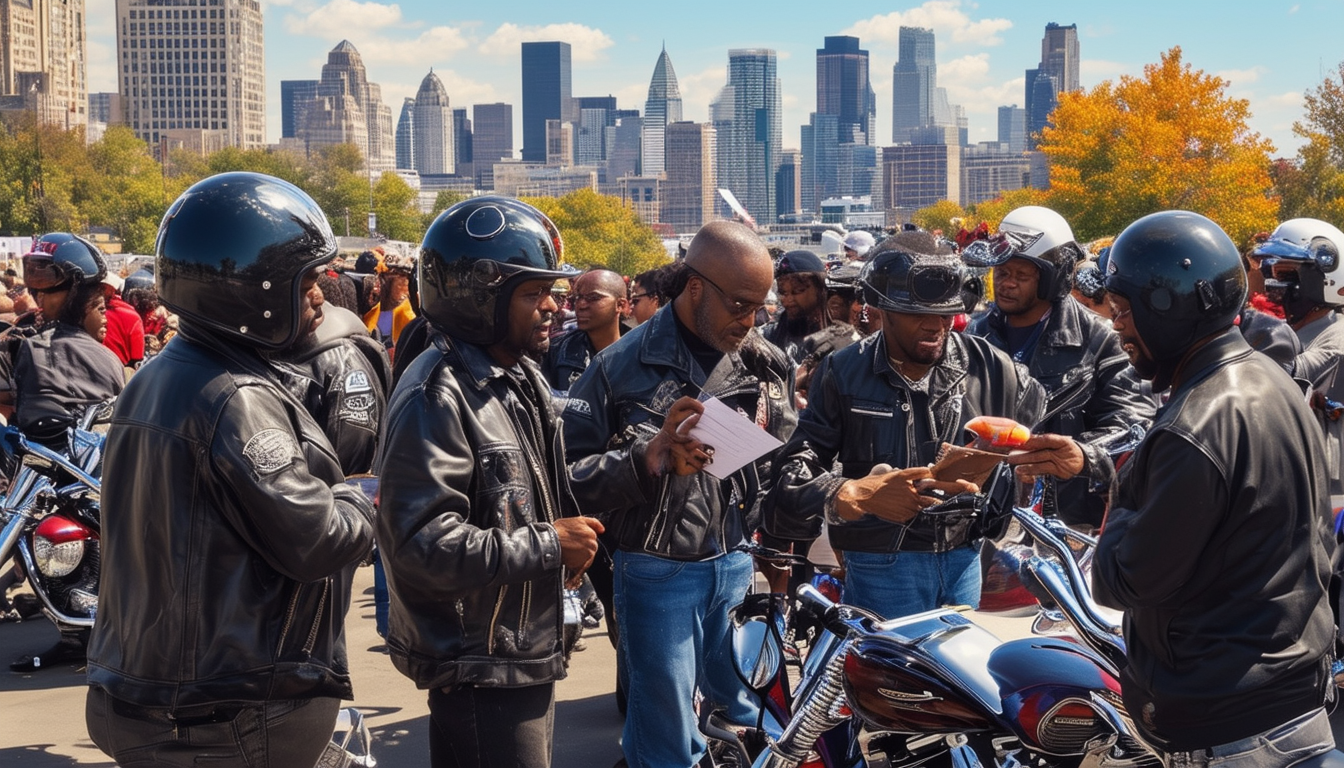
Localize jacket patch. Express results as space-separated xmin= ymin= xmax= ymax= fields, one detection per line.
xmin=340 ymin=392 xmax=376 ymax=424
xmin=566 ymin=398 xmax=592 ymax=418
xmin=344 ymin=370 xmax=372 ymax=394
xmin=242 ymin=429 xmax=298 ymax=475
xmin=647 ymin=380 xmax=683 ymax=417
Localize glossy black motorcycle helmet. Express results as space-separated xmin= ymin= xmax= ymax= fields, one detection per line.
xmin=22 ymin=233 xmax=107 ymax=291
xmin=859 ymin=230 xmax=968 ymax=316
xmin=1104 ymin=210 xmax=1246 ymax=362
xmin=418 ymin=196 xmax=571 ymax=345
xmin=156 ymin=172 xmax=337 ymax=350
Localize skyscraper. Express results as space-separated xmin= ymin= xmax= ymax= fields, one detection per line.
xmin=800 ymin=112 xmax=838 ymax=214
xmin=711 ymin=49 xmax=781 ymax=224
xmin=395 ymin=97 xmax=414 ymax=170
xmin=453 ymin=107 xmax=473 ymax=179
xmin=891 ymin=27 xmax=935 ymax=143
xmin=573 ymin=96 xmax=617 ymax=166
xmin=413 ymin=69 xmax=453 ymax=175
xmin=997 ymin=105 xmax=1025 ymax=153
xmin=281 ymin=80 xmax=319 ymax=139
xmin=300 ymin=41 xmax=394 ymax=171
xmin=816 ymin=36 xmax=873 ymax=145
xmin=116 ymin=0 xmax=264 ymax=148
xmin=662 ymin=121 xmax=716 ymax=231
xmin=4 ymin=0 xmax=87 ymax=130
xmin=642 ymin=46 xmax=683 ymax=176
xmin=472 ymin=102 xmax=512 ymax=189
xmin=1025 ymin=22 xmax=1079 ymax=147
xmin=521 ymin=41 xmax=571 ymax=163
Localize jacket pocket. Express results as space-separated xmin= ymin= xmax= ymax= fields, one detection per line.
xmin=475 ymin=446 xmax=534 ymax=530
xmin=842 ymin=398 xmax=900 ymax=465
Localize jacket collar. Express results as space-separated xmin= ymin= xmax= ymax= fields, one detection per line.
xmin=637 ymin=303 xmax=751 ymax=377
xmin=1170 ymin=327 xmax=1252 ymax=395
xmin=435 ymin=334 xmax=516 ymax=391
xmin=987 ymin=296 xmax=1085 ymax=350
xmin=865 ymin=329 xmax=969 ymax=392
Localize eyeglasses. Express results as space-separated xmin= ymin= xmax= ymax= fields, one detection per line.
xmin=689 ymin=268 xmax=764 ymax=319
xmin=630 ymin=292 xmax=651 ymax=304
xmin=573 ymin=292 xmax=614 ymax=305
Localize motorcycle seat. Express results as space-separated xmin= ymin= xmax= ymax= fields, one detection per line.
xmin=1296 ymin=750 xmax=1344 ymax=768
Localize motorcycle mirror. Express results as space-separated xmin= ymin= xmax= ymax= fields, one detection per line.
xmin=731 ymin=618 xmax=782 ymax=693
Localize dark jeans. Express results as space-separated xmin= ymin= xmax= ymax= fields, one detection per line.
xmin=428 ymin=682 xmax=555 ymax=768
xmin=85 ymin=686 xmax=339 ymax=768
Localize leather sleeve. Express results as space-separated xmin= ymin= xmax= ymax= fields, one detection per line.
xmin=562 ymin=361 xmax=656 ymax=520
xmin=763 ymin=354 xmax=846 ymax=542
xmin=1092 ymin=430 xmax=1226 ymax=611
xmin=210 ymin=383 xmax=375 ymax=584
xmin=375 ymin=380 xmax=562 ymax=602
xmin=1076 ymin=335 xmax=1156 ymax=448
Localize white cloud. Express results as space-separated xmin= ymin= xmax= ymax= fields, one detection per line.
xmin=676 ymin=65 xmax=728 ymax=123
xmin=1080 ymin=59 xmax=1132 ymax=84
xmin=478 ymin=23 xmax=615 ymax=63
xmin=1265 ymin=90 xmax=1303 ymax=108
xmin=384 ymin=70 xmax=499 ymax=109
xmin=1289 ymin=4 xmax=1300 ymax=13
xmin=844 ymin=0 xmax=1014 ymax=49
xmin=283 ymin=0 xmax=404 ymax=38
xmin=86 ymin=2 xmax=118 ymax=93
xmin=1217 ymin=66 xmax=1265 ymax=87
xmin=359 ymin=26 xmax=472 ymax=66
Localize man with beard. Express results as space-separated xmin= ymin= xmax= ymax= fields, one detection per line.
xmin=563 ymin=221 xmax=796 ymax=768
xmin=376 ymin=198 xmax=606 ymax=768
xmin=765 ymin=230 xmax=1050 ymax=620
xmin=85 ymin=173 xmax=377 ymax=767
xmin=963 ymin=206 xmax=1153 ymax=530
xmin=1009 ymin=211 xmax=1337 ymax=761
xmin=543 ymin=268 xmax=629 ymax=392
xmin=1255 ymin=218 xmax=1344 ymax=496
xmin=761 ymin=250 xmax=844 ymax=365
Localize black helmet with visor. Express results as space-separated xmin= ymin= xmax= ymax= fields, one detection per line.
xmin=859 ymin=231 xmax=968 ymax=316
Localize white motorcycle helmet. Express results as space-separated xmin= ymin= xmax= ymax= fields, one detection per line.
xmin=961 ymin=206 xmax=1083 ymax=301
xmin=1254 ymin=218 xmax=1344 ymax=308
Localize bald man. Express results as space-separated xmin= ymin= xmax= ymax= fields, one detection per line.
xmin=543 ymin=269 xmax=629 ymax=392
xmin=564 ymin=221 xmax=797 ymax=768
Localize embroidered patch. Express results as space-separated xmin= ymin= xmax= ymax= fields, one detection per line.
xmin=241 ymin=429 xmax=298 ymax=475
xmin=566 ymin=398 xmax=592 ymax=418
xmin=340 ymin=392 xmax=376 ymax=424
xmin=344 ymin=370 xmax=372 ymax=394
xmin=647 ymin=380 xmax=683 ymax=417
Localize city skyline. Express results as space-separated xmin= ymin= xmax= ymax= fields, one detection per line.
xmin=82 ymin=1 xmax=1337 ymax=159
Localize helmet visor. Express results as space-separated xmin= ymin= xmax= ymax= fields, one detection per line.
xmin=960 ymin=231 xmax=1034 ymax=268
xmin=1252 ymin=238 xmax=1312 ymax=262
xmin=863 ymin=261 xmax=966 ymax=314
xmin=21 ymin=255 xmax=68 ymax=291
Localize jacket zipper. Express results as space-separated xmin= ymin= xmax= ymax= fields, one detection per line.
xmin=275 ymin=584 xmax=301 ymax=656
xmin=301 ymin=578 xmax=330 ymax=656
xmin=487 ymin=584 xmax=508 ymax=655
xmin=643 ymin=475 xmax=672 ymax=551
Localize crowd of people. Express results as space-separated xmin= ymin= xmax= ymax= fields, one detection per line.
xmin=0 ymin=169 xmax=1341 ymax=767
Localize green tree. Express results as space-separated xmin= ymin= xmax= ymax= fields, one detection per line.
xmin=371 ymin=172 xmax=423 ymax=243
xmin=1274 ymin=62 xmax=1344 ymax=227
xmin=911 ymin=200 xmax=968 ymax=237
xmin=77 ymin=126 xmax=173 ymax=253
xmin=1039 ymin=47 xmax=1277 ymax=244
xmin=523 ymin=189 xmax=668 ymax=276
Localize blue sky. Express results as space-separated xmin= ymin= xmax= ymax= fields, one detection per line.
xmin=86 ymin=0 xmax=1340 ymax=158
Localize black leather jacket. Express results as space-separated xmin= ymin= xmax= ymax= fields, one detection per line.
xmin=967 ymin=298 xmax=1154 ymax=527
xmin=13 ymin=322 xmax=125 ymax=436
xmin=1093 ymin=329 xmax=1336 ymax=750
xmin=86 ymin=325 xmax=377 ymax=713
xmin=564 ymin=305 xmax=797 ymax=560
xmin=766 ymin=331 xmax=1047 ymax=553
xmin=376 ymin=334 xmax=580 ymax=690
xmin=542 ymin=329 xmax=597 ymax=392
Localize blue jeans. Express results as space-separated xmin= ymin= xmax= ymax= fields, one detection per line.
xmin=841 ymin=546 xmax=980 ymax=620
xmin=613 ymin=549 xmax=756 ymax=768
xmin=1164 ymin=708 xmax=1334 ymax=768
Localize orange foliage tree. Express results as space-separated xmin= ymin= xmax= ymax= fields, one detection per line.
xmin=1039 ymin=47 xmax=1277 ymax=245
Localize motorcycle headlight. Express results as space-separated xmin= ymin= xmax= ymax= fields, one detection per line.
xmin=33 ymin=534 xmax=84 ymax=578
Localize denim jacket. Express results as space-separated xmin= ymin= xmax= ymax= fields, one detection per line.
xmin=766 ymin=331 xmax=1046 ymax=553
xmin=564 ymin=305 xmax=797 ymax=560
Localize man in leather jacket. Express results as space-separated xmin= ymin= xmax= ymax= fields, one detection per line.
xmin=564 ymin=221 xmax=796 ymax=768
xmin=766 ymin=230 xmax=1051 ymax=620
xmin=963 ymin=207 xmax=1153 ymax=529
xmin=376 ymin=198 xmax=603 ymax=768
xmin=543 ymin=268 xmax=628 ymax=392
xmin=85 ymin=173 xmax=378 ymax=768
xmin=1011 ymin=211 xmax=1337 ymax=759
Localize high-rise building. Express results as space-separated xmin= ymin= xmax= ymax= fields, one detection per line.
xmin=280 ymin=80 xmax=318 ymax=139
xmin=800 ymin=113 xmax=838 ymax=214
xmin=838 ymin=143 xmax=881 ymax=209
xmin=711 ymin=49 xmax=781 ymax=224
xmin=453 ymin=107 xmax=472 ymax=179
xmin=662 ymin=120 xmax=716 ymax=231
xmin=412 ymin=69 xmax=453 ymax=175
xmin=116 ymin=0 xmax=264 ymax=148
xmin=961 ymin=143 xmax=1031 ymax=206
xmin=816 ymin=36 xmax=873 ymax=145
xmin=299 ymin=40 xmax=394 ymax=171
xmin=997 ymin=105 xmax=1025 ymax=154
xmin=521 ymin=41 xmax=571 ymax=163
xmin=88 ymin=92 xmax=123 ymax=125
xmin=545 ymin=118 xmax=572 ymax=166
xmin=395 ymin=97 xmax=414 ymax=170
xmin=1025 ymin=22 xmax=1079 ymax=148
xmin=641 ymin=46 xmax=682 ymax=176
xmin=882 ymin=143 xmax=959 ymax=219
xmin=472 ymin=102 xmax=512 ymax=189
xmin=891 ymin=26 xmax=935 ymax=143
xmin=3 ymin=0 xmax=87 ymax=130
xmin=776 ymin=149 xmax=801 ymax=219
xmin=605 ymin=114 xmax=642 ymax=182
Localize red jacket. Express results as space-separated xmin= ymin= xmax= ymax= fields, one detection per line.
xmin=104 ymin=296 xmax=145 ymax=365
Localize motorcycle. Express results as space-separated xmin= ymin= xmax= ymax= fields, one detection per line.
xmin=0 ymin=402 xmax=109 ymax=640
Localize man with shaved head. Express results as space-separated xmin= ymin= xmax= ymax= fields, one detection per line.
xmin=564 ymin=221 xmax=797 ymax=768
xmin=543 ymin=269 xmax=629 ymax=392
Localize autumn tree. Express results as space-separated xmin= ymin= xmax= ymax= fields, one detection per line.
xmin=911 ymin=200 xmax=967 ymax=236
xmin=1273 ymin=61 xmax=1344 ymax=226
xmin=968 ymin=187 xmax=1048 ymax=233
xmin=523 ymin=189 xmax=668 ymax=276
xmin=1039 ymin=47 xmax=1276 ymax=245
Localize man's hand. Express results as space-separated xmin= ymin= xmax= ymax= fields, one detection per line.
xmin=1005 ymin=433 xmax=1086 ymax=481
xmin=644 ymin=396 xmax=714 ymax=477
xmin=834 ymin=467 xmax=978 ymax=524
xmin=554 ymin=517 xmax=605 ymax=587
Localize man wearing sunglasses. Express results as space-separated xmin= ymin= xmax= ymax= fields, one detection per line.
xmin=563 ymin=220 xmax=795 ymax=768
xmin=963 ymin=206 xmax=1153 ymax=531
xmin=765 ymin=230 xmax=1045 ymax=620
xmin=542 ymin=269 xmax=629 ymax=392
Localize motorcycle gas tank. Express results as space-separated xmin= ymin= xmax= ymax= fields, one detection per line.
xmin=843 ymin=610 xmax=1003 ymax=733
xmin=988 ymin=636 xmax=1123 ymax=754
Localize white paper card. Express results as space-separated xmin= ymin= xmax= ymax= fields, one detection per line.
xmin=687 ymin=396 xmax=783 ymax=480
